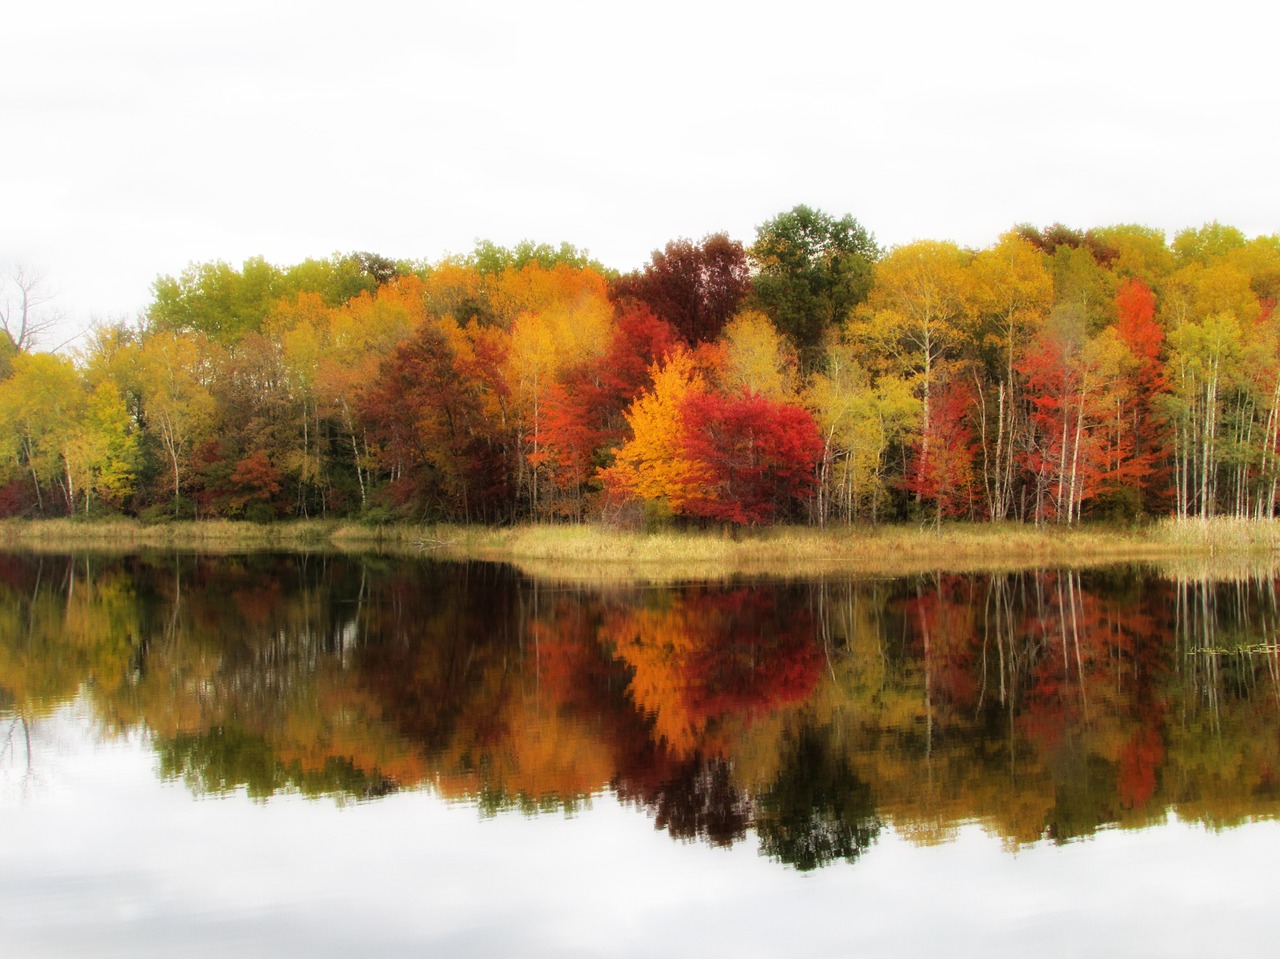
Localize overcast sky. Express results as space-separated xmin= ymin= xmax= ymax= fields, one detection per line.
xmin=3 ymin=0 xmax=1278 ymax=349
xmin=6 ymin=702 xmax=1280 ymax=957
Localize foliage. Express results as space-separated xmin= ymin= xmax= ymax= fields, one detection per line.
xmin=749 ymin=205 xmax=879 ymax=365
xmin=8 ymin=218 xmax=1280 ymax=526
xmin=679 ymin=391 xmax=822 ymax=525
xmin=612 ymin=233 xmax=750 ymax=344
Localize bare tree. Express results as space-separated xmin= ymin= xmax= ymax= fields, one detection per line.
xmin=0 ymin=264 xmax=63 ymax=351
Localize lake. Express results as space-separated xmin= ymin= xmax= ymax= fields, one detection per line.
xmin=2 ymin=551 xmax=1278 ymax=957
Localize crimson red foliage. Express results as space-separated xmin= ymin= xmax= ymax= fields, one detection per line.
xmin=611 ymin=234 xmax=751 ymax=345
xmin=678 ymin=391 xmax=822 ymax=525
xmin=902 ymin=381 xmax=979 ymax=520
xmin=538 ymin=305 xmax=679 ymax=493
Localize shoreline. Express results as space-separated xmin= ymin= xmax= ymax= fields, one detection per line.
xmin=2 ymin=517 xmax=1279 ymax=581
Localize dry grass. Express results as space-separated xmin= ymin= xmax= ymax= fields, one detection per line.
xmin=399 ymin=518 xmax=1280 ymax=582
xmin=2 ymin=516 xmax=1278 ymax=581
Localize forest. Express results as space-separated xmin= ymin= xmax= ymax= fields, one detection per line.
xmin=2 ymin=207 xmax=1279 ymax=527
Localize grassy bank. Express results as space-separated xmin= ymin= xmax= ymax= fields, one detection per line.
xmin=2 ymin=516 xmax=1279 ymax=580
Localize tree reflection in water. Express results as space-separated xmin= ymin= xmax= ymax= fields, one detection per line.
xmin=2 ymin=552 xmax=1280 ymax=868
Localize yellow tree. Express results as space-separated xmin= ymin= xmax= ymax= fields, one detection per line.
xmin=1159 ymin=255 xmax=1267 ymax=518
xmin=311 ymin=278 xmax=430 ymax=509
xmin=64 ymin=381 xmax=138 ymax=513
xmin=850 ymin=241 xmax=973 ymax=513
xmin=137 ymin=332 xmax=218 ymax=514
xmin=1090 ymin=224 xmax=1175 ymax=290
xmin=1161 ymin=261 xmax=1259 ymax=330
xmin=0 ymin=352 xmax=84 ymax=513
xmin=852 ymin=241 xmax=973 ymax=429
xmin=489 ymin=261 xmax=610 ymax=328
xmin=968 ymin=232 xmax=1053 ymax=519
xmin=717 ymin=310 xmax=798 ymax=401
xmin=806 ymin=338 xmax=920 ymax=525
xmin=1225 ymin=235 xmax=1280 ymax=311
xmin=264 ymin=292 xmax=334 ymax=515
xmin=1165 ymin=312 xmax=1246 ymax=518
xmin=504 ymin=280 xmax=612 ymax=514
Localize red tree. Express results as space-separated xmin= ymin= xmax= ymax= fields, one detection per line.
xmin=1110 ymin=278 xmax=1169 ymax=512
xmin=362 ymin=321 xmax=510 ymax=521
xmin=903 ymin=380 xmax=979 ymax=524
xmin=537 ymin=305 xmax=679 ymax=508
xmin=678 ymin=392 xmax=822 ymax=525
xmin=611 ymin=234 xmax=751 ymax=345
xmin=1017 ymin=330 xmax=1108 ymax=524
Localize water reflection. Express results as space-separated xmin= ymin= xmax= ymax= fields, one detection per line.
xmin=2 ymin=553 xmax=1280 ymax=870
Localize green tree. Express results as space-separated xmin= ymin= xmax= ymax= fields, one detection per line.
xmin=1173 ymin=221 xmax=1248 ymax=267
xmin=149 ymin=257 xmax=289 ymax=342
xmin=749 ymin=205 xmax=879 ymax=366
xmin=468 ymin=239 xmax=607 ymax=276
xmin=755 ymin=724 xmax=882 ymax=871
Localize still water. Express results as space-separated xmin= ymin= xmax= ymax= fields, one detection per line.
xmin=2 ymin=552 xmax=1279 ymax=956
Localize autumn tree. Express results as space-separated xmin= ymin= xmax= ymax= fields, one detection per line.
xmin=716 ymin=311 xmax=798 ymax=401
xmin=362 ymin=318 xmax=511 ymax=521
xmin=536 ymin=305 xmax=678 ymax=517
xmin=851 ymin=240 xmax=974 ymax=510
xmin=805 ymin=336 xmax=920 ymax=524
xmin=0 ymin=332 xmax=16 ymax=384
xmin=64 ymin=382 xmax=138 ymax=513
xmin=968 ymin=232 xmax=1053 ymax=520
xmin=1050 ymin=243 xmax=1116 ymax=333
xmin=502 ymin=267 xmax=613 ymax=514
xmin=1018 ymin=312 xmax=1131 ymax=524
xmin=1089 ymin=224 xmax=1175 ymax=290
xmin=679 ymin=391 xmax=823 ymax=525
xmin=600 ymin=349 xmax=709 ymax=519
xmin=612 ymin=233 xmax=751 ymax=345
xmin=194 ymin=332 xmax=300 ymax=517
xmin=1104 ymin=279 xmax=1169 ymax=514
xmin=0 ymin=352 xmax=82 ymax=513
xmin=136 ymin=332 xmax=219 ymax=515
xmin=313 ymin=277 xmax=432 ymax=510
xmin=902 ymin=379 xmax=979 ymax=526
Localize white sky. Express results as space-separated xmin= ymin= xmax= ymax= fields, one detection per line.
xmin=3 ymin=0 xmax=1278 ymax=349
xmin=6 ymin=701 xmax=1280 ymax=958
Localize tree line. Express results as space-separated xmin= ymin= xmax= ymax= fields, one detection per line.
xmin=2 ymin=209 xmax=1278 ymax=525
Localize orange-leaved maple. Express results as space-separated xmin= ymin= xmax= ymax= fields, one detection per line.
xmin=600 ymin=349 xmax=708 ymax=514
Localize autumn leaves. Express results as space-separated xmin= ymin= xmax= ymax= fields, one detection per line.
xmin=2 ymin=213 xmax=1278 ymax=525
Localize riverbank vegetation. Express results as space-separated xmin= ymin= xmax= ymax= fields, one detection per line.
xmin=2 ymin=517 xmax=1279 ymax=581
xmin=3 ymin=213 xmax=1280 ymax=531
